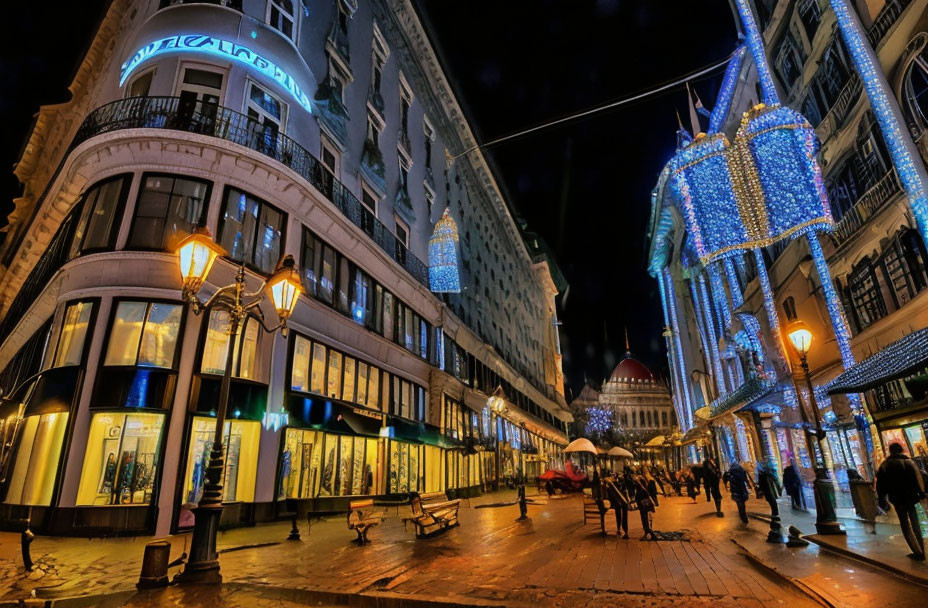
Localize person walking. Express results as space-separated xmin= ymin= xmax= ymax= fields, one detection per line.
xmin=703 ymin=458 xmax=724 ymax=517
xmin=876 ymin=443 xmax=926 ymax=560
xmin=685 ymin=469 xmax=698 ymax=502
xmin=633 ymin=474 xmax=657 ymax=540
xmin=782 ymin=460 xmax=805 ymax=510
xmin=606 ymin=477 xmax=630 ymax=539
xmin=726 ymin=461 xmax=751 ymax=524
xmin=591 ymin=468 xmax=608 ymax=535
xmin=756 ymin=461 xmax=782 ymax=520
xmin=644 ymin=470 xmax=660 ymax=507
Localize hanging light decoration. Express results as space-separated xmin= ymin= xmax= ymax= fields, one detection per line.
xmin=428 ymin=208 xmax=461 ymax=293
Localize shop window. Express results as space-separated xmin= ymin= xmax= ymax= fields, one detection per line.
xmin=327 ymin=350 xmax=342 ymax=399
xmin=128 ymin=174 xmax=210 ymax=251
xmin=279 ymin=428 xmax=323 ymax=498
xmin=267 ymin=0 xmax=296 ymax=39
xmin=342 ymin=356 xmax=356 ymax=403
xmin=183 ymin=417 xmax=259 ymax=506
xmin=389 ymin=441 xmax=419 ymax=494
xmin=318 ymin=434 xmax=378 ymax=496
xmin=291 ymin=335 xmax=311 ymax=392
xmin=311 ymin=343 xmax=327 ymax=394
xmin=104 ymin=301 xmax=183 ymax=368
xmin=75 ymin=412 xmax=163 ymax=505
xmin=218 ymin=188 xmax=285 ymax=275
xmin=70 ymin=175 xmax=131 ymax=257
xmin=368 ymin=367 xmax=380 ymax=410
xmin=4 ymin=412 xmax=69 ymax=505
xmin=50 ymin=301 xmax=94 ymax=368
xmin=200 ymin=310 xmax=260 ymax=379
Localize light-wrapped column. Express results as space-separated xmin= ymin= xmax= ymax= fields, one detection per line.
xmin=660 ymin=269 xmax=695 ymax=429
xmin=709 ymin=46 xmax=746 ymax=133
xmin=697 ymin=274 xmax=726 ymax=394
xmin=733 ymin=0 xmax=780 ymax=104
xmin=708 ymin=264 xmax=733 ymax=332
xmin=690 ymin=278 xmax=725 ymax=396
xmin=724 ymin=258 xmax=744 ymax=308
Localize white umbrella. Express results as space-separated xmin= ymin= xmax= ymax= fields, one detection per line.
xmin=607 ymin=446 xmax=634 ymax=458
xmin=564 ymin=437 xmax=598 ymax=454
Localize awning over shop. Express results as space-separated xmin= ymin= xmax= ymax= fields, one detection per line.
xmin=706 ymin=374 xmax=776 ymax=420
xmin=386 ymin=416 xmax=458 ymax=449
xmin=284 ymin=394 xmax=383 ymax=437
xmin=826 ymin=328 xmax=928 ymax=395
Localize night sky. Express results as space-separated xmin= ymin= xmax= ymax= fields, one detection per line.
xmin=1 ymin=1 xmax=738 ymax=399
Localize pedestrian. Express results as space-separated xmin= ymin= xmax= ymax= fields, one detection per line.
xmin=633 ymin=474 xmax=657 ymax=540
xmin=756 ymin=461 xmax=782 ymax=521
xmin=726 ymin=461 xmax=750 ymax=524
xmin=685 ymin=469 xmax=698 ymax=502
xmin=650 ymin=465 xmax=666 ymax=496
xmin=644 ymin=469 xmax=660 ymax=507
xmin=876 ymin=443 xmax=926 ymax=560
xmin=591 ymin=468 xmax=607 ymax=535
xmin=782 ymin=459 xmax=805 ymax=510
xmin=741 ymin=460 xmax=758 ymax=498
xmin=606 ymin=477 xmax=630 ymax=539
xmin=703 ymin=458 xmax=724 ymax=517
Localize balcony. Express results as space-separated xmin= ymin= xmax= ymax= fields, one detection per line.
xmin=867 ymin=0 xmax=913 ymax=48
xmin=158 ymin=0 xmax=242 ymax=10
xmin=816 ymin=73 xmax=862 ymax=140
xmin=68 ymin=96 xmax=428 ymax=280
xmin=830 ymin=168 xmax=902 ymax=248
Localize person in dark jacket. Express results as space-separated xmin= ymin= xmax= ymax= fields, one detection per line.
xmin=726 ymin=462 xmax=751 ymax=523
xmin=644 ymin=470 xmax=660 ymax=507
xmin=757 ymin=461 xmax=782 ymax=520
xmin=606 ymin=477 xmax=630 ymax=539
xmin=591 ymin=468 xmax=607 ymax=535
xmin=633 ymin=474 xmax=657 ymax=540
xmin=877 ymin=443 xmax=926 ymax=560
xmin=703 ymin=458 xmax=724 ymax=517
xmin=685 ymin=468 xmax=698 ymax=502
xmin=782 ymin=460 xmax=805 ymax=510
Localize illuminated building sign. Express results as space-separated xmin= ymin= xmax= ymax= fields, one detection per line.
xmin=119 ymin=34 xmax=312 ymax=113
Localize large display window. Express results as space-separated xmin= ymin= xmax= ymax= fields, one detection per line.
xmin=422 ymin=445 xmax=443 ymax=493
xmin=104 ymin=301 xmax=182 ymax=368
xmin=279 ymin=428 xmax=324 ymax=499
xmin=183 ymin=417 xmax=259 ymax=505
xmin=288 ymin=333 xmax=385 ymax=411
xmin=76 ymin=412 xmax=163 ymax=505
xmin=200 ymin=311 xmax=260 ymax=379
xmin=5 ymin=413 xmax=69 ymax=506
xmin=389 ymin=440 xmax=419 ymax=494
xmin=319 ymin=434 xmax=378 ymax=497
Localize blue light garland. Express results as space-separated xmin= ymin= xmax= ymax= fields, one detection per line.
xmin=585 ymin=407 xmax=613 ymax=437
xmin=828 ymin=0 xmax=928 ymax=247
xmin=658 ymin=270 xmax=692 ymax=430
xmin=724 ymin=258 xmax=743 ymax=308
xmin=708 ymin=264 xmax=733 ymax=332
xmin=709 ymin=45 xmax=746 ymax=133
xmin=428 ymin=209 xmax=461 ymax=293
xmin=664 ymin=269 xmax=695 ymax=429
xmin=733 ymin=0 xmax=779 ymax=104
xmin=696 ymin=274 xmax=727 ymax=394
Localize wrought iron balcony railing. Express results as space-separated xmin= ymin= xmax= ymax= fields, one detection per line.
xmin=867 ymin=0 xmax=913 ymax=48
xmin=830 ymin=168 xmax=902 ymax=248
xmin=158 ymin=0 xmax=243 ymax=10
xmin=72 ymin=96 xmax=429 ymax=287
xmin=816 ymin=73 xmax=861 ymax=138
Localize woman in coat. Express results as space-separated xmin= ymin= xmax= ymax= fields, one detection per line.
xmin=726 ymin=462 xmax=751 ymax=524
xmin=782 ymin=460 xmax=805 ymax=510
xmin=633 ymin=474 xmax=657 ymax=540
xmin=685 ymin=469 xmax=698 ymax=502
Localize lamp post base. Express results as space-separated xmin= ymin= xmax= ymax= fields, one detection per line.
xmin=812 ymin=468 xmax=846 ymax=536
xmin=766 ymin=514 xmax=784 ymax=543
xmin=174 ymin=504 xmax=224 ymax=585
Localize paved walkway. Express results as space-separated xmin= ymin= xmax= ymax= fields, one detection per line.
xmin=0 ymin=490 xmax=922 ymax=607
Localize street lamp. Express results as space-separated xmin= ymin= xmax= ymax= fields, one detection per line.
xmin=786 ymin=321 xmax=845 ymax=535
xmin=174 ymin=228 xmax=303 ymax=584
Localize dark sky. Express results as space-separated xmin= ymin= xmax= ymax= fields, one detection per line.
xmin=2 ymin=1 xmax=738 ymax=398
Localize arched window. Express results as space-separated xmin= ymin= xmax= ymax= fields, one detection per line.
xmin=428 ymin=208 xmax=461 ymax=293
xmin=900 ymin=33 xmax=928 ymax=135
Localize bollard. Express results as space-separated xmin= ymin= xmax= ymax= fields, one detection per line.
xmin=286 ymin=498 xmax=301 ymax=540
xmin=786 ymin=525 xmax=809 ymax=548
xmin=137 ymin=539 xmax=172 ymax=589
xmin=21 ymin=525 xmax=34 ymax=572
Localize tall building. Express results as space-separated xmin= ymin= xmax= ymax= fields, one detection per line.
xmin=0 ymin=0 xmax=570 ymax=536
xmin=648 ymin=0 xmax=928 ymax=481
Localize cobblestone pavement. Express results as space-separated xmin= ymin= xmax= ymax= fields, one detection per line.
xmin=1 ymin=490 xmax=924 ymax=607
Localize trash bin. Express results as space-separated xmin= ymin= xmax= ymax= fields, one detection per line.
xmin=137 ymin=539 xmax=172 ymax=589
xmin=849 ymin=476 xmax=879 ymax=533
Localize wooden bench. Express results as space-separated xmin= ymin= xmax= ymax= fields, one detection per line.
xmin=346 ymin=498 xmax=385 ymax=544
xmin=404 ymin=491 xmax=461 ymax=537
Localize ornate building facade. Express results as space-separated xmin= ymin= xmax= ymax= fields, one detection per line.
xmin=0 ymin=0 xmax=569 ymax=536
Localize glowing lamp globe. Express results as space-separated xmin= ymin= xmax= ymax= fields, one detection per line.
xmin=176 ymin=228 xmax=225 ymax=293
xmin=787 ymin=322 xmax=814 ymax=356
xmin=267 ymin=255 xmax=303 ymax=320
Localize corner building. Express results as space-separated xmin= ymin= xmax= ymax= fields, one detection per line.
xmin=0 ymin=0 xmax=570 ymax=536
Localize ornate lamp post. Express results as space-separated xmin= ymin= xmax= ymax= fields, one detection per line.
xmin=174 ymin=228 xmax=303 ymax=584
xmin=786 ymin=321 xmax=845 ymax=535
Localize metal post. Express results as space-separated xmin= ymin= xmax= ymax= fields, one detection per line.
xmin=799 ymin=352 xmax=845 ymax=535
xmin=176 ymin=270 xmax=243 ymax=584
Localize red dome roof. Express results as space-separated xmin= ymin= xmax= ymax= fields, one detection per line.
xmin=609 ymin=355 xmax=654 ymax=383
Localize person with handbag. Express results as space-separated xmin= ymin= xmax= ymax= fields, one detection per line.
xmin=703 ymin=458 xmax=724 ymax=517
xmin=606 ymin=478 xmax=630 ymax=539
xmin=633 ymin=474 xmax=657 ymax=540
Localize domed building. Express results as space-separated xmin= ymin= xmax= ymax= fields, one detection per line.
xmin=597 ymin=352 xmax=675 ymax=444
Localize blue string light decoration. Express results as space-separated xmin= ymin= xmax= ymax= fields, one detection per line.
xmin=663 ymin=269 xmax=695 ymax=429
xmin=695 ymin=274 xmax=726 ymax=394
xmin=708 ymin=264 xmax=733 ymax=332
xmin=733 ymin=0 xmax=779 ymax=104
xmin=585 ymin=406 xmax=613 ymax=437
xmin=724 ymin=258 xmax=743 ymax=308
xmin=428 ymin=208 xmax=461 ymax=293
xmin=709 ymin=45 xmax=746 ymax=133
xmin=658 ymin=271 xmax=692 ymax=430
xmin=828 ymin=0 xmax=928 ymax=247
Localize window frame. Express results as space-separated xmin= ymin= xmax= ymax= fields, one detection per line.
xmin=127 ymin=172 xmax=212 ymax=253
xmin=266 ymin=0 xmax=297 ymax=41
xmin=70 ymin=174 xmax=133 ymax=257
xmin=321 ymin=135 xmax=341 ymax=177
xmin=196 ymin=309 xmax=264 ymax=381
xmin=217 ymin=186 xmax=288 ymax=276
xmin=100 ymin=298 xmax=187 ymax=371
xmin=47 ymin=299 xmax=100 ymax=371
